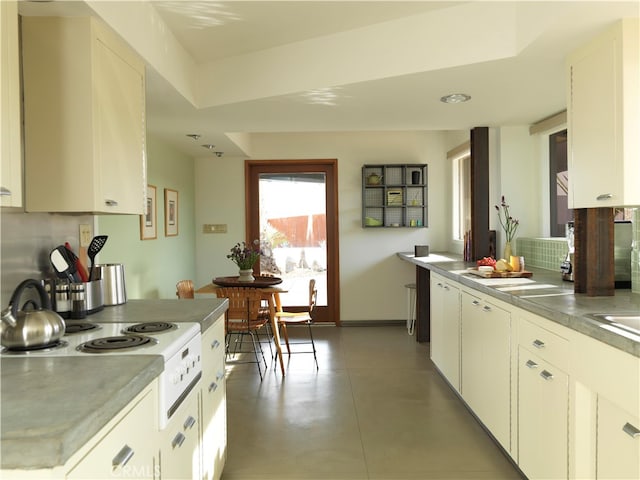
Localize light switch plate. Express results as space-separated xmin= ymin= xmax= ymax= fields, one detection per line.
xmin=79 ymin=224 xmax=92 ymax=247
xmin=203 ymin=224 xmax=227 ymax=234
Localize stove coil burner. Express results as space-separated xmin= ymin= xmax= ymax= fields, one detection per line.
xmin=123 ymin=322 xmax=177 ymax=335
xmin=78 ymin=335 xmax=158 ymax=353
xmin=65 ymin=323 xmax=101 ymax=335
xmin=2 ymin=340 xmax=69 ymax=354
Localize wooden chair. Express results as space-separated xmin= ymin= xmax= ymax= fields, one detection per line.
xmin=215 ymin=287 xmax=269 ymax=380
xmin=275 ymin=279 xmax=319 ymax=369
xmin=175 ymin=280 xmax=194 ymax=299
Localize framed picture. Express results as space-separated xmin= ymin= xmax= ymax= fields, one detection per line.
xmin=140 ymin=184 xmax=157 ymax=240
xmin=164 ymin=188 xmax=179 ymax=236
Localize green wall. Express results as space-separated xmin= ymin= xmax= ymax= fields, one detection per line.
xmin=97 ymin=135 xmax=196 ymax=299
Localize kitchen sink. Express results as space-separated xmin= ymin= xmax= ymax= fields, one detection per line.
xmin=586 ymin=313 xmax=640 ymax=339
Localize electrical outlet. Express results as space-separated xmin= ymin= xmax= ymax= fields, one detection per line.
xmin=79 ymin=224 xmax=92 ymax=247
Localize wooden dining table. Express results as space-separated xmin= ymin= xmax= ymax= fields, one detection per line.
xmin=196 ymin=277 xmax=287 ymax=376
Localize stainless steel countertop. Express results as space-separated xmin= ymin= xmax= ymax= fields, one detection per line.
xmin=0 ymin=298 xmax=228 ymax=471
xmin=398 ymin=252 xmax=640 ymax=357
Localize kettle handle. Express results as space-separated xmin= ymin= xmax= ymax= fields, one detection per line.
xmin=6 ymin=279 xmax=52 ymax=320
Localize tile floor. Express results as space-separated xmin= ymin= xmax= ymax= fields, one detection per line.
xmin=221 ymin=325 xmax=525 ymax=480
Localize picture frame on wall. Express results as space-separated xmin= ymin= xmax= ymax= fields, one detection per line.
xmin=164 ymin=188 xmax=179 ymax=236
xmin=140 ymin=184 xmax=157 ymax=240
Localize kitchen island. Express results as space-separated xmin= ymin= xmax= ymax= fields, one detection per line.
xmin=0 ymin=298 xmax=228 ymax=478
xmin=399 ymin=252 xmax=639 ymax=480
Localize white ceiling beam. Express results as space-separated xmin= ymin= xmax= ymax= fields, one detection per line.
xmin=195 ymin=2 xmax=524 ymax=107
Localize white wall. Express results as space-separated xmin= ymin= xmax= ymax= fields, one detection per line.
xmin=194 ymin=130 xmax=454 ymax=322
xmin=193 ymin=127 xmax=548 ymax=322
xmin=493 ymin=126 xmax=540 ymax=256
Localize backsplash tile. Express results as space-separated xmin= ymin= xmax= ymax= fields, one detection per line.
xmin=519 ymin=208 xmax=639 ymax=294
xmin=516 ymin=237 xmax=567 ymax=272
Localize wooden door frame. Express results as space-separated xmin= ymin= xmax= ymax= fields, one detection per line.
xmin=245 ymin=159 xmax=340 ymax=325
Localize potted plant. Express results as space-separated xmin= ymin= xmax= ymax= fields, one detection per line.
xmin=227 ymin=240 xmax=262 ymax=282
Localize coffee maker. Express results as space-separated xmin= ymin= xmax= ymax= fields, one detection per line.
xmin=560 ymin=221 xmax=574 ymax=281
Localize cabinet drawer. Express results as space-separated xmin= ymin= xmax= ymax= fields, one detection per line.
xmin=519 ymin=317 xmax=569 ymax=371
xmin=66 ymin=388 xmax=157 ymax=479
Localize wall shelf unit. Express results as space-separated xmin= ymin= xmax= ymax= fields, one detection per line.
xmin=362 ymin=164 xmax=428 ymax=228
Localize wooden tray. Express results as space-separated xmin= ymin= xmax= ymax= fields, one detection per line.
xmin=212 ymin=276 xmax=283 ymax=287
xmin=466 ymin=268 xmax=533 ymax=278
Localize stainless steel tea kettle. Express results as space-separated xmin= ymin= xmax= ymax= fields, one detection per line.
xmin=0 ymin=279 xmax=66 ymax=350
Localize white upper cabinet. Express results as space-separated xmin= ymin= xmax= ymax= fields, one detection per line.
xmin=0 ymin=1 xmax=22 ymax=208
xmin=567 ymin=18 xmax=639 ymax=208
xmin=21 ymin=16 xmax=147 ymax=214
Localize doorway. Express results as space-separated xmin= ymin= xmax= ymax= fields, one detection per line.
xmin=245 ymin=160 xmax=340 ymax=324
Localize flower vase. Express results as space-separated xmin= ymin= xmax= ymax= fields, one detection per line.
xmin=238 ymin=269 xmax=255 ymax=282
xmin=503 ymin=241 xmax=513 ymax=260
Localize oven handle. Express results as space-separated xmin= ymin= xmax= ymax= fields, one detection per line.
xmin=166 ymin=371 xmax=202 ymax=421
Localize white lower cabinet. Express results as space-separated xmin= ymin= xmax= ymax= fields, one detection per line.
xmin=66 ymin=384 xmax=159 ymax=479
xmin=160 ymin=388 xmax=200 ymax=480
xmin=518 ymin=347 xmax=569 ymax=480
xmin=460 ymin=290 xmax=511 ymax=451
xmin=570 ymin=331 xmax=640 ymax=480
xmin=596 ymin=396 xmax=640 ymax=480
xmin=428 ymin=272 xmax=638 ymax=480
xmin=200 ymin=316 xmax=227 ymax=480
xmin=430 ymin=273 xmax=461 ymax=392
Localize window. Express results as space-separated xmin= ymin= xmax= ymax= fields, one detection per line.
xmin=451 ymin=146 xmax=471 ymax=241
xmin=549 ymin=129 xmax=572 ymax=237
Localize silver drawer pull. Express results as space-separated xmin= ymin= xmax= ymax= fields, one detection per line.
xmin=540 ymin=370 xmax=554 ymax=381
xmin=104 ymin=199 xmax=119 ymax=206
xmin=482 ymin=305 xmax=492 ymax=312
xmin=532 ymin=339 xmax=545 ymax=349
xmin=436 ymin=282 xmax=443 ymax=287
xmin=216 ymin=371 xmax=225 ymax=381
xmin=112 ymin=444 xmax=134 ymax=469
xmin=183 ymin=415 xmax=196 ymax=430
xmin=209 ymin=381 xmax=218 ymax=392
xmin=526 ymin=359 xmax=538 ymax=369
xmin=622 ymin=422 xmax=640 ymax=439
xmin=443 ymin=285 xmax=450 ymax=291
xmin=472 ymin=300 xmax=481 ymax=307
xmin=172 ymin=432 xmax=186 ymax=449
xmin=0 ymin=187 xmax=11 ymax=197
xmin=596 ymin=193 xmax=613 ymax=201
xmin=211 ymin=339 xmax=221 ymax=349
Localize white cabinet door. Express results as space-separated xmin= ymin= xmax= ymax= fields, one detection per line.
xmin=461 ymin=292 xmax=511 ymax=451
xmin=518 ymin=348 xmax=569 ymax=480
xmin=160 ymin=388 xmax=200 ymax=480
xmin=22 ymin=16 xmax=146 ymax=214
xmin=430 ymin=274 xmax=461 ymax=392
xmin=567 ymin=18 xmax=640 ymax=208
xmin=597 ymin=396 xmax=640 ymax=480
xmin=200 ymin=317 xmax=227 ymax=480
xmin=94 ymin=37 xmax=146 ymax=213
xmin=66 ymin=388 xmax=158 ymax=479
xmin=0 ymin=0 xmax=22 ymax=207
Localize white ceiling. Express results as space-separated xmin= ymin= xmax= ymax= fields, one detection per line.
xmin=19 ymin=1 xmax=640 ymax=158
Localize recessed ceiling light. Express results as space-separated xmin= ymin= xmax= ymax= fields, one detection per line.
xmin=201 ymin=144 xmax=215 ymax=150
xmin=186 ymin=133 xmax=201 ymax=140
xmin=440 ymin=93 xmax=471 ymax=104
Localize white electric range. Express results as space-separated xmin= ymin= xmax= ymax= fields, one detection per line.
xmin=0 ymin=320 xmax=202 ymax=428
